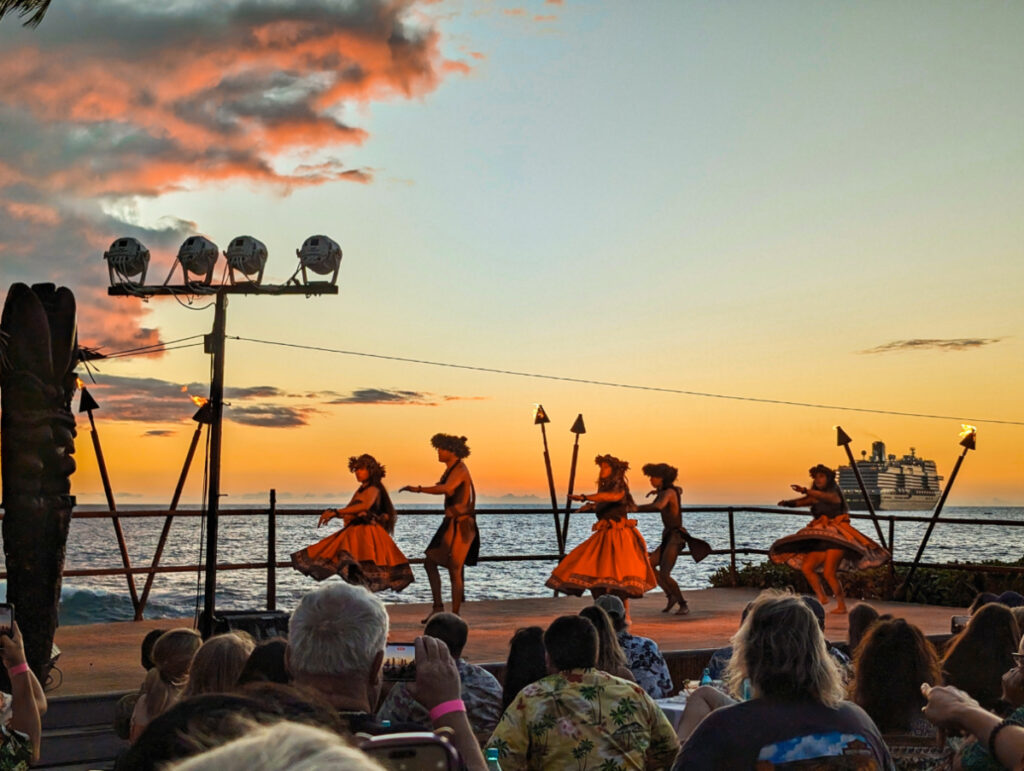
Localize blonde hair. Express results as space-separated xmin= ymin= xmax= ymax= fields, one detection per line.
xmin=184 ymin=633 xmax=257 ymax=698
xmin=141 ymin=628 xmax=202 ymax=717
xmin=726 ymin=590 xmax=844 ymax=707
xmin=168 ymin=720 xmax=384 ymax=771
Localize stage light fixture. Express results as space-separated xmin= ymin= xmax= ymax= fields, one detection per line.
xmin=103 ymin=237 xmax=150 ymax=287
xmin=172 ymin=235 xmax=219 ymax=285
xmin=290 ymin=235 xmax=342 ymax=286
xmin=224 ymin=235 xmax=267 ymax=285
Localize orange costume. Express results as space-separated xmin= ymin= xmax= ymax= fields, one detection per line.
xmin=547 ymin=463 xmax=656 ymax=598
xmin=292 ymin=480 xmax=413 ymax=593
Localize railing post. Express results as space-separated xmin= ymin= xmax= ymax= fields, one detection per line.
xmin=267 ymin=489 xmax=277 ymax=611
xmin=728 ymin=508 xmax=737 ymax=586
xmin=887 ymin=516 xmax=896 ymax=600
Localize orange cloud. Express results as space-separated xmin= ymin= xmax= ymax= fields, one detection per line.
xmin=0 ymin=0 xmax=468 ymax=348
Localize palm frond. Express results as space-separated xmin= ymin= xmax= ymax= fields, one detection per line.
xmin=0 ymin=0 xmax=52 ymax=27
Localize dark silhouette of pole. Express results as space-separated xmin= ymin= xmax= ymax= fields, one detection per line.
xmin=136 ymin=401 xmax=211 ymax=620
xmin=560 ymin=414 xmax=586 ymax=554
xmin=200 ymin=292 xmax=228 ymax=638
xmin=896 ymin=428 xmax=976 ymax=601
xmin=534 ymin=405 xmax=562 ymax=554
xmin=836 ymin=426 xmax=889 ymax=550
xmin=79 ymin=386 xmax=140 ymax=615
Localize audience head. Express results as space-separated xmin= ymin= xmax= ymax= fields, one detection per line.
xmin=287 ymin=583 xmax=388 ymax=701
xmin=185 ymin=632 xmax=256 ymax=698
xmin=728 ymin=591 xmax=843 ymax=707
xmin=851 ymin=618 xmax=940 ymax=732
xmin=142 ymin=628 xmax=168 ymax=671
xmin=166 ymin=721 xmax=385 ymax=771
xmin=971 ymin=591 xmax=1024 ymax=614
xmin=423 ymin=613 xmax=468 ymax=660
xmin=595 ymin=594 xmax=627 ymax=633
xmin=579 ymin=605 xmax=629 ymax=676
xmin=544 ymin=615 xmax=598 ymax=672
xmin=502 ymin=626 xmax=547 ymax=710
xmin=942 ymin=602 xmax=1020 ymax=710
xmin=116 ymin=693 xmax=281 ymax=771
xmin=847 ymin=603 xmax=881 ymax=655
xmin=799 ymin=595 xmax=827 ymax=633
xmin=237 ymin=638 xmax=290 ymax=686
xmin=141 ymin=628 xmax=203 ymax=717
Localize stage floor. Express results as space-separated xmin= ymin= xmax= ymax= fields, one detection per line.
xmin=51 ymin=587 xmax=967 ymax=696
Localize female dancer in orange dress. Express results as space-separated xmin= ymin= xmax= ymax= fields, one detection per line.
xmin=546 ymin=455 xmax=656 ymax=617
xmin=291 ymin=454 xmax=413 ymax=592
xmin=769 ymin=463 xmax=889 ymax=614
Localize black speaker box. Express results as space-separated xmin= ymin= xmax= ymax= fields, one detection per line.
xmin=209 ymin=609 xmax=290 ymax=640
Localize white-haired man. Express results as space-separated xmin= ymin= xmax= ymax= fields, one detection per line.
xmin=286 ymin=583 xmax=487 ymax=769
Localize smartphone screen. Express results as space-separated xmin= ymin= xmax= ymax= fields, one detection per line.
xmin=382 ymin=642 xmax=416 ymax=682
xmin=0 ymin=603 xmax=13 ymax=637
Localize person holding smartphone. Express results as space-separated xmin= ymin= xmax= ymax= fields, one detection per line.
xmin=0 ymin=617 xmax=47 ymax=764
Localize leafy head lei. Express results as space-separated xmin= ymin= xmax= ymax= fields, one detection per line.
xmin=809 ymin=463 xmax=836 ymax=486
xmin=642 ymin=462 xmax=678 ymax=486
xmin=594 ymin=454 xmax=629 ymax=476
xmin=349 ymin=454 xmax=385 ymax=481
xmin=431 ymin=433 xmax=471 ymax=459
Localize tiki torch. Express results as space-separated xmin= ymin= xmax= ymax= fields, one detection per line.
xmin=534 ymin=404 xmax=563 ymax=554
xmin=78 ymin=382 xmax=141 ymax=614
xmin=136 ymin=394 xmax=212 ymax=619
xmin=896 ymin=425 xmax=977 ymax=601
xmin=560 ymin=414 xmax=586 ymax=556
xmin=836 ymin=426 xmax=889 ymax=551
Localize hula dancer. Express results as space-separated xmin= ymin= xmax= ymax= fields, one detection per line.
xmin=636 ymin=462 xmax=712 ymax=616
xmin=769 ymin=463 xmax=890 ymax=614
xmin=291 ymin=454 xmax=413 ymax=592
xmin=547 ymin=455 xmax=656 ymax=620
xmin=401 ymin=433 xmax=478 ymax=622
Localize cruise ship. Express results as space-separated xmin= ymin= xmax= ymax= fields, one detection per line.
xmin=838 ymin=441 xmax=944 ymax=511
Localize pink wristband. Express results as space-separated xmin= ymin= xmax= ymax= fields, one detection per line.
xmin=429 ymin=699 xmax=466 ymax=721
xmin=7 ymin=662 xmax=28 ymax=677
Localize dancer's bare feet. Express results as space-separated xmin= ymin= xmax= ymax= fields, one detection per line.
xmin=421 ymin=604 xmax=444 ymax=624
xmin=830 ymin=604 xmax=848 ymax=615
xmin=675 ymin=600 xmax=690 ymax=616
xmin=661 ymin=598 xmax=678 ymax=613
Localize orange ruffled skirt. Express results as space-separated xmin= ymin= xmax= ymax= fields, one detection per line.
xmin=546 ymin=518 xmax=657 ymax=598
xmin=292 ymin=521 xmax=414 ymax=592
xmin=769 ymin=513 xmax=890 ymax=572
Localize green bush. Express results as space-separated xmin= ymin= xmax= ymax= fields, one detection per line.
xmin=708 ymin=557 xmax=1024 ymax=608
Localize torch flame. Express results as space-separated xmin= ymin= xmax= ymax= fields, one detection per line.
xmin=190 ymin=394 xmax=209 ymax=407
xmin=959 ymin=424 xmax=977 ymax=439
xmin=75 ymin=377 xmax=84 ymax=389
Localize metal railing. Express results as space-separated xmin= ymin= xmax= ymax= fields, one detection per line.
xmin=2 ymin=497 xmax=1021 ymax=618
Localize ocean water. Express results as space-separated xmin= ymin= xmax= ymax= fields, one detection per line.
xmin=3 ymin=505 xmax=1022 ymax=625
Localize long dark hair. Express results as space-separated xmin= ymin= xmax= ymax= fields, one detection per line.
xmin=578 ymin=606 xmax=629 ymax=676
xmin=349 ymin=454 xmax=397 ymax=533
xmin=942 ymin=603 xmax=1020 ymax=710
xmin=851 ymin=619 xmax=940 ymax=732
xmin=502 ymin=626 xmax=547 ymax=710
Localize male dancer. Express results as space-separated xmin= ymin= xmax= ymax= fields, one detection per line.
xmin=401 ymin=434 xmax=478 ymax=622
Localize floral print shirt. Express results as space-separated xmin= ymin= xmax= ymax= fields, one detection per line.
xmin=617 ymin=631 xmax=673 ymax=699
xmin=487 ymin=668 xmax=679 ymax=770
xmin=376 ymin=658 xmax=503 ymax=737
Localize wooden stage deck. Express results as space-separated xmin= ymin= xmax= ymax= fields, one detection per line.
xmin=51 ymin=587 xmax=967 ymax=698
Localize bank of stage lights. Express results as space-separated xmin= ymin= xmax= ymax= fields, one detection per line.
xmin=103 ymin=234 xmax=342 ymax=289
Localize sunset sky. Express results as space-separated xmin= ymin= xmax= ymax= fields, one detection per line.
xmin=1 ymin=1 xmax=1021 ymax=507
